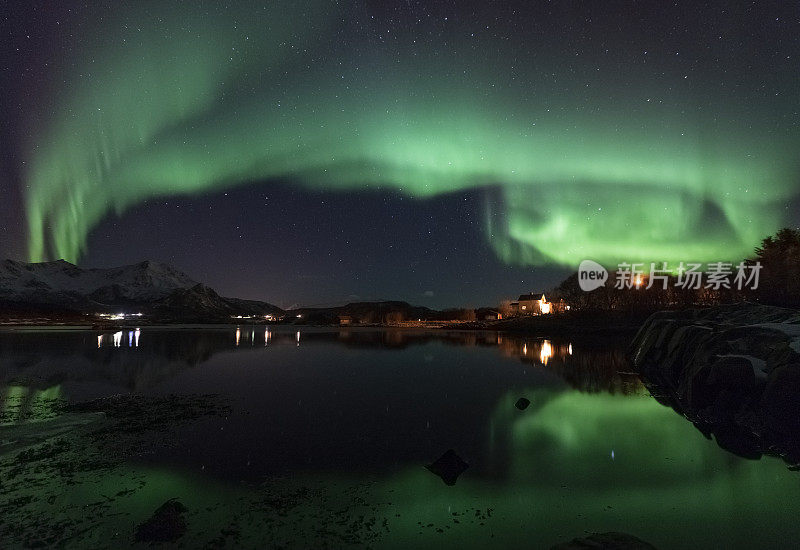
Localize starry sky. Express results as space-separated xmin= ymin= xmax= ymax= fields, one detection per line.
xmin=1 ymin=1 xmax=799 ymax=308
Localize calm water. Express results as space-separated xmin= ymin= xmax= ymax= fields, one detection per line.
xmin=1 ymin=327 xmax=799 ymax=549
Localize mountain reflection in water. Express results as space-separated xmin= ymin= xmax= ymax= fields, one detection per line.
xmin=0 ymin=327 xmax=639 ymax=396
xmin=2 ymin=327 xmax=800 ymax=549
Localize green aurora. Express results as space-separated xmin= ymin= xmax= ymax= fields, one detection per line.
xmin=22 ymin=1 xmax=799 ymax=266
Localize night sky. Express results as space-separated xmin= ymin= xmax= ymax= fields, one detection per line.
xmin=1 ymin=1 xmax=799 ymax=308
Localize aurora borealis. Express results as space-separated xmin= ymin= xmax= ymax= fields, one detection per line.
xmin=2 ymin=1 xmax=799 ymax=302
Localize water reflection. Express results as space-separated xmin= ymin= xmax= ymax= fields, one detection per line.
xmin=492 ymin=391 xmax=736 ymax=487
xmin=539 ymin=339 xmax=552 ymax=365
xmin=2 ymin=327 xmax=799 ymax=549
xmin=96 ymin=329 xmax=141 ymax=349
xmin=0 ymin=328 xmax=637 ymax=395
xmin=236 ymin=326 xmax=275 ymax=347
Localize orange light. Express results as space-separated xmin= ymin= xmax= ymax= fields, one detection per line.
xmin=540 ymin=340 xmax=553 ymax=365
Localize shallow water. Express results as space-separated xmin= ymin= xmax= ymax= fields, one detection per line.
xmin=1 ymin=327 xmax=799 ymax=548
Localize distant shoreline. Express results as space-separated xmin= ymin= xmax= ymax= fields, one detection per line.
xmin=0 ymin=309 xmax=651 ymax=339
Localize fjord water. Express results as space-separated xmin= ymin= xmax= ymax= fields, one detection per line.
xmin=2 ymin=327 xmax=800 ymax=549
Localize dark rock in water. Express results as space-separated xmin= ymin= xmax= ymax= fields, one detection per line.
xmin=551 ymin=531 xmax=658 ymax=549
xmin=515 ymin=397 xmax=531 ymax=410
xmin=426 ymin=449 xmax=469 ymax=486
xmin=712 ymin=424 xmax=763 ymax=460
xmin=630 ymin=304 xmax=800 ymax=467
xmin=135 ymin=499 xmax=188 ymax=543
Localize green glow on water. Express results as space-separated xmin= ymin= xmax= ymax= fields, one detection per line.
xmin=1 ymin=385 xmax=62 ymax=424
xmin=504 ymin=391 xmax=730 ymax=484
xmin=22 ymin=2 xmax=798 ymax=266
xmin=3 ymin=385 xmax=800 ymax=548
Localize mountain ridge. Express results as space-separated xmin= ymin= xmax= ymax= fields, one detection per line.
xmin=0 ymin=259 xmax=284 ymax=321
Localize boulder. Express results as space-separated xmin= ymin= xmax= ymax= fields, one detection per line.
xmin=551 ymin=531 xmax=658 ymax=549
xmin=426 ymin=449 xmax=469 ymax=486
xmin=134 ymin=499 xmax=188 ymax=543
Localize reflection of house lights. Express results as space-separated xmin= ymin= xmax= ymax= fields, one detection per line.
xmin=635 ymin=275 xmax=643 ymax=288
xmin=296 ymin=331 xmax=301 ymax=346
xmin=522 ymin=343 xmax=527 ymax=355
xmin=568 ymin=343 xmax=573 ymax=355
xmin=97 ymin=330 xmax=139 ymax=349
xmin=540 ymin=340 xmax=553 ymax=365
xmin=235 ymin=328 xmax=241 ymax=346
xmin=265 ymin=329 xmax=271 ymax=345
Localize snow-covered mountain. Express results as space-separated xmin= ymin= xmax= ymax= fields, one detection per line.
xmin=0 ymin=259 xmax=284 ymax=320
xmin=0 ymin=259 xmax=197 ymax=301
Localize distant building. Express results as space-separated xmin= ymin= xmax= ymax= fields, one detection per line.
xmin=476 ymin=308 xmax=503 ymax=320
xmin=510 ymin=293 xmax=566 ymax=315
xmin=338 ymin=315 xmax=353 ymax=326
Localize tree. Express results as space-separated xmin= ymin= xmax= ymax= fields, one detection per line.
xmin=751 ymin=227 xmax=800 ymax=307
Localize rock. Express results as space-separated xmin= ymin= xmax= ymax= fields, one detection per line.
xmin=630 ymin=304 xmax=800 ymax=466
xmin=707 ymin=356 xmax=756 ymax=389
xmin=687 ymin=356 xmax=757 ymax=413
xmin=712 ymin=424 xmax=762 ymax=460
xmin=426 ymin=449 xmax=469 ymax=486
xmin=515 ymin=397 xmax=531 ymax=410
xmin=761 ymin=362 xmax=800 ymax=434
xmin=551 ymin=531 xmax=658 ymax=549
xmin=134 ymin=499 xmax=188 ymax=543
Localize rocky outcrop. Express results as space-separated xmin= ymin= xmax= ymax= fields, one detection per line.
xmin=631 ymin=304 xmax=800 ymax=467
